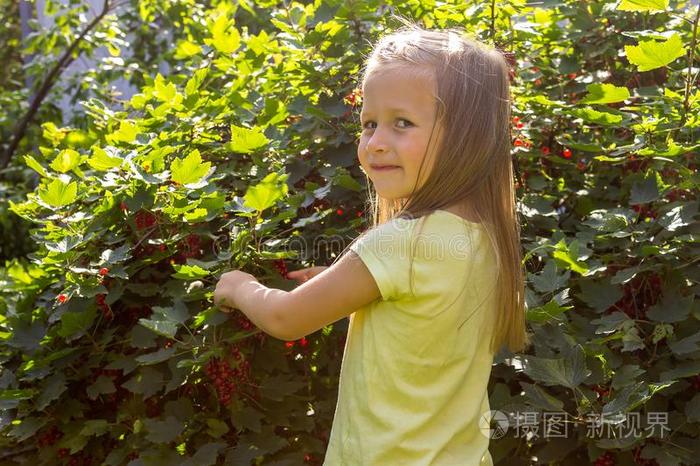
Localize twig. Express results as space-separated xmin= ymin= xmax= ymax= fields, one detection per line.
xmin=0 ymin=0 xmax=112 ymax=169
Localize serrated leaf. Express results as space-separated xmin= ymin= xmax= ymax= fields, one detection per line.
xmin=618 ymin=0 xmax=668 ymax=12
xmin=58 ymin=307 xmax=97 ymax=338
xmin=243 ymin=172 xmax=289 ymax=212
xmin=580 ymin=83 xmax=631 ymax=105
xmin=625 ymin=33 xmax=685 ymax=72
xmin=172 ymin=264 xmax=210 ymax=279
xmin=175 ymin=40 xmax=202 ymax=59
xmin=135 ymin=347 xmax=176 ymax=365
xmin=86 ymin=375 xmax=116 ymax=400
xmin=23 ymin=154 xmax=48 ymax=176
xmin=170 ymin=149 xmax=213 ymax=186
xmin=668 ymin=330 xmax=700 ymax=355
xmin=122 ymin=367 xmax=164 ymax=398
xmin=110 ymin=120 xmax=138 ymax=143
xmin=228 ymin=124 xmax=270 ymax=154
xmin=571 ymin=107 xmax=623 ymax=125
xmin=520 ymin=345 xmax=591 ymax=388
xmin=9 ymin=417 xmax=46 ymax=441
xmin=88 ymin=147 xmax=121 ymax=170
xmin=143 ymin=416 xmax=184 ymax=443
xmin=206 ymin=419 xmax=230 ymax=438
xmin=80 ymin=420 xmax=110 ymax=436
xmin=50 ymin=149 xmax=81 ymax=173
xmin=139 ymin=318 xmax=178 ymax=339
xmin=36 ymin=373 xmax=67 ymax=410
xmin=647 ymin=291 xmax=693 ymax=323
xmin=526 ymin=298 xmax=573 ymax=323
xmin=206 ymin=13 xmax=241 ymax=54
xmin=39 ymin=178 xmax=78 ymax=207
xmin=552 ymin=239 xmax=588 ymax=275
xmin=630 ymin=175 xmax=659 ymax=204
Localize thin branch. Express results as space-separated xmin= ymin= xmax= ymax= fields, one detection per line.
xmin=0 ymin=0 xmax=112 ymax=170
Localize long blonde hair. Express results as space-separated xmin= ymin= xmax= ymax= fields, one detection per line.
xmin=340 ymin=19 xmax=530 ymax=354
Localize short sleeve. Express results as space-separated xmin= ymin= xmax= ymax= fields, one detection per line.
xmin=349 ymin=219 xmax=415 ymax=301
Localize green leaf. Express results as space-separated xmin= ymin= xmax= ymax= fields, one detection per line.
xmin=9 ymin=417 xmax=46 ymax=442
xmin=175 ymin=40 xmax=202 ymax=59
xmin=172 ymin=264 xmax=210 ymax=279
xmin=36 ymin=373 xmax=67 ymax=410
xmin=39 ymin=178 xmax=78 ymax=207
xmin=611 ymin=364 xmax=646 ymax=390
xmin=191 ymin=443 xmax=227 ymax=466
xmin=630 ymin=175 xmax=659 ymax=204
xmin=86 ymin=375 xmax=117 ymax=400
xmin=578 ymin=280 xmax=624 ymax=312
xmin=685 ymin=393 xmax=700 ymax=423
xmin=206 ymin=419 xmax=230 ymax=438
xmin=520 ymin=382 xmax=564 ymax=411
xmin=88 ymin=147 xmax=121 ymax=170
xmin=552 ymin=239 xmax=589 ymax=275
xmin=136 ymin=347 xmax=176 ymax=365
xmin=526 ymin=298 xmax=573 ymax=323
xmin=520 ymin=345 xmax=591 ymax=388
xmin=122 ymin=367 xmax=164 ymax=398
xmin=109 ymin=120 xmax=138 ymax=143
xmin=50 ymin=149 xmax=81 ymax=173
xmin=228 ymin=124 xmax=270 ymax=154
xmin=143 ymin=416 xmax=184 ymax=443
xmin=618 ymin=0 xmax=668 ymax=12
xmin=580 ymin=83 xmax=631 ymax=105
xmin=139 ymin=318 xmax=178 ymax=339
xmin=170 ymin=149 xmax=213 ymax=186
xmin=206 ymin=13 xmax=241 ymax=54
xmin=530 ymin=261 xmax=570 ymax=293
xmin=243 ymin=172 xmax=289 ymax=212
xmin=646 ymin=290 xmax=693 ymax=323
xmin=58 ymin=307 xmax=97 ymax=339
xmin=153 ymin=73 xmax=180 ymax=104
xmin=80 ymin=420 xmax=110 ymax=436
xmin=23 ymin=154 xmax=48 ymax=176
xmin=571 ymin=107 xmax=623 ymax=125
xmin=625 ymin=33 xmax=685 ymax=72
xmin=668 ymin=330 xmax=700 ymax=356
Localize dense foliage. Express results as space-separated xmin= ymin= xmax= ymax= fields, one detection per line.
xmin=0 ymin=0 xmax=698 ymax=465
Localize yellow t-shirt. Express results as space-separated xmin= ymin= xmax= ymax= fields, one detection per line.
xmin=323 ymin=210 xmax=498 ymax=466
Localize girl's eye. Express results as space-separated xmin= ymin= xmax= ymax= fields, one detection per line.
xmin=361 ymin=119 xmax=413 ymax=130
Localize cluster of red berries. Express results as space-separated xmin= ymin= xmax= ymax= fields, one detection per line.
xmin=134 ymin=210 xmax=157 ymax=230
xmin=690 ymin=374 xmax=700 ymax=390
xmin=303 ymin=452 xmax=321 ymax=465
xmin=273 ymin=259 xmax=289 ymax=279
xmin=180 ymin=234 xmax=203 ymax=259
xmin=594 ymin=451 xmax=616 ymax=466
xmin=343 ymin=88 xmax=361 ymax=107
xmin=284 ymin=337 xmax=309 ymax=350
xmin=622 ymin=154 xmax=650 ymax=174
xmin=233 ymin=315 xmax=266 ymax=345
xmin=57 ymin=293 xmax=68 ymax=304
xmin=205 ymin=355 xmax=250 ymax=406
xmin=98 ymin=267 xmax=109 ymax=276
xmin=134 ymin=243 xmax=166 ymax=259
xmin=58 ymin=451 xmax=93 ymax=466
xmin=96 ymin=294 xmax=112 ymax=320
xmin=591 ymin=384 xmax=611 ymax=399
xmin=631 ymin=204 xmax=658 ymax=221
xmin=511 ymin=117 xmax=533 ymax=149
xmin=606 ymin=273 xmax=662 ymax=319
xmin=37 ymin=425 xmax=63 ymax=447
xmin=665 ymin=188 xmax=692 ymax=202
xmin=633 ymin=445 xmax=660 ymax=466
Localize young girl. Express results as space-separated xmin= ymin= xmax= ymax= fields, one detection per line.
xmin=214 ymin=20 xmax=530 ymax=466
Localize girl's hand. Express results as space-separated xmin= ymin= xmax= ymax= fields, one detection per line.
xmin=213 ymin=270 xmax=258 ymax=313
xmin=286 ymin=266 xmax=328 ymax=284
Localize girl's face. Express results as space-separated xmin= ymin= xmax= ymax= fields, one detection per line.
xmin=358 ymin=66 xmax=442 ymax=200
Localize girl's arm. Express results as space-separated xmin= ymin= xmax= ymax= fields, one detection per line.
xmin=219 ymin=252 xmax=380 ymax=341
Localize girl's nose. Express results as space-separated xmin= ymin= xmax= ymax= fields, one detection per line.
xmin=365 ymin=127 xmax=390 ymax=153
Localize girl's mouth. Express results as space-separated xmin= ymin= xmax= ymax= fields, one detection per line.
xmin=371 ymin=165 xmax=400 ymax=171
